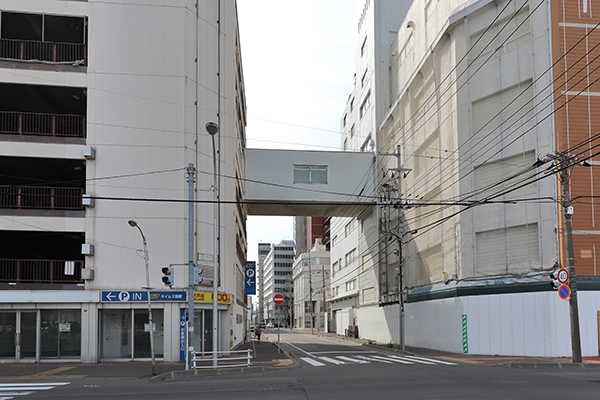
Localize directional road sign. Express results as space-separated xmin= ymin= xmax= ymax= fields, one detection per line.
xmin=101 ymin=291 xmax=186 ymax=302
xmin=273 ymin=293 xmax=284 ymax=305
xmin=245 ymin=261 xmax=256 ymax=295
xmin=558 ymin=284 xmax=570 ymax=300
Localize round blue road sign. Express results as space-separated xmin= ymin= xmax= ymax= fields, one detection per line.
xmin=558 ymin=284 xmax=570 ymax=300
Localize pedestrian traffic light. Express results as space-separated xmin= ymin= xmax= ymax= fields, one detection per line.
xmin=549 ymin=270 xmax=560 ymax=290
xmin=162 ymin=266 xmax=174 ymax=286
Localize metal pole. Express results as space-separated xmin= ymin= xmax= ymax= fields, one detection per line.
xmin=309 ymin=255 xmax=313 ymax=335
xmin=142 ymin=236 xmax=156 ymax=376
xmin=277 ymin=304 xmax=281 ymax=354
xmin=211 ymin=137 xmax=219 ymax=368
xmin=560 ymin=168 xmax=582 ymax=363
xmin=128 ymin=220 xmax=156 ymax=376
xmin=186 ymin=163 xmax=196 ymax=370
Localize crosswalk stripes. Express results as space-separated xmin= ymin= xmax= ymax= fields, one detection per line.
xmin=298 ymin=354 xmax=457 ymax=368
xmin=0 ymin=382 xmax=70 ymax=399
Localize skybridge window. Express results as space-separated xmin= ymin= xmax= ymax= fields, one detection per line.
xmin=294 ymin=165 xmax=327 ymax=184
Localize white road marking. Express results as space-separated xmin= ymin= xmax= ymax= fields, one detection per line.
xmin=355 ymin=355 xmax=393 ymax=364
xmin=336 ymin=356 xmax=370 ymax=364
xmin=300 ymin=357 xmax=326 ymax=367
xmin=318 ymin=356 xmax=346 ymax=365
xmin=371 ymin=355 xmax=414 ymax=364
xmin=403 ymin=355 xmax=458 ymax=365
xmin=387 ymin=355 xmax=435 ymax=364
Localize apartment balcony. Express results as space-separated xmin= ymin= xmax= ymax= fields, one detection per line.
xmin=0 ymin=38 xmax=86 ymax=66
xmin=0 ymin=259 xmax=83 ymax=284
xmin=0 ymin=111 xmax=85 ymax=138
xmin=0 ymin=185 xmax=83 ymax=210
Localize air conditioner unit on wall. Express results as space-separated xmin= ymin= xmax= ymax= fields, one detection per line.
xmin=81 ymin=244 xmax=94 ymax=256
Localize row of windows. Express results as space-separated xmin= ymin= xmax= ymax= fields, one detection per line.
xmin=274 ymin=246 xmax=294 ymax=251
xmin=275 ymin=254 xmax=294 ymax=259
xmin=274 ymin=263 xmax=292 ymax=268
xmin=274 ymin=270 xmax=291 ymax=276
xmin=274 ymin=279 xmax=290 ymax=284
xmin=274 ymin=287 xmax=292 ymax=293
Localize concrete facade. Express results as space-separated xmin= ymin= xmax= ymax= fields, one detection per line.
xmin=0 ymin=0 xmax=248 ymax=363
xmin=337 ymin=0 xmax=600 ymax=357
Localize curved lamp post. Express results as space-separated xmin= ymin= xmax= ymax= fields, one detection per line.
xmin=128 ymin=219 xmax=156 ymax=376
xmin=205 ymin=121 xmax=219 ymax=367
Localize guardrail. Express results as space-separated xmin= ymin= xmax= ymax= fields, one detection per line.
xmin=0 ymin=38 xmax=87 ymax=65
xmin=0 ymin=259 xmax=83 ymax=283
xmin=0 ymin=111 xmax=86 ymax=138
xmin=192 ymin=349 xmax=252 ymax=369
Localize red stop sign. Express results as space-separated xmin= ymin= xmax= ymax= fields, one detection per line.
xmin=273 ymin=294 xmax=284 ymax=305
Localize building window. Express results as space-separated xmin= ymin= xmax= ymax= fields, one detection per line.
xmin=359 ymin=92 xmax=371 ymax=119
xmin=361 ymin=36 xmax=367 ymax=56
xmin=294 ymin=165 xmax=328 ymax=184
xmin=361 ymin=70 xmax=367 ymax=88
xmin=343 ymin=114 xmax=347 ymax=127
xmin=350 ymin=98 xmax=354 ymax=112
xmin=345 ymin=279 xmax=356 ymax=291
xmin=344 ymin=248 xmax=356 ymax=266
xmin=361 ymin=135 xmax=373 ymax=152
xmin=350 ymin=124 xmax=355 ymax=138
xmin=343 ymin=139 xmax=348 ymax=151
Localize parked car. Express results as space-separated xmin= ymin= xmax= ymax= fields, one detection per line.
xmin=258 ymin=322 xmax=266 ymax=329
xmin=266 ymin=322 xmax=274 ymax=329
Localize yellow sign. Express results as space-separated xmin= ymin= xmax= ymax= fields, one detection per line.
xmin=193 ymin=292 xmax=231 ymax=304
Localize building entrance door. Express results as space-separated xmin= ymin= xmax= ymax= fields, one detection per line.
xmin=0 ymin=311 xmax=37 ymax=361
xmin=193 ymin=309 xmax=213 ymax=353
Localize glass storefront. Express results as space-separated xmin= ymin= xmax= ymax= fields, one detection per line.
xmin=100 ymin=309 xmax=163 ymax=360
xmin=0 ymin=309 xmax=80 ymax=361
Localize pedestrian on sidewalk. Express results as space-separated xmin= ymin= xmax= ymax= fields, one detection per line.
xmin=256 ymin=326 xmax=262 ymax=342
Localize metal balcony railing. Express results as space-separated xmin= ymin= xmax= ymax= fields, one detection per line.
xmin=0 ymin=38 xmax=87 ymax=65
xmin=0 ymin=111 xmax=86 ymax=138
xmin=0 ymin=259 xmax=83 ymax=283
xmin=0 ymin=186 xmax=84 ymax=210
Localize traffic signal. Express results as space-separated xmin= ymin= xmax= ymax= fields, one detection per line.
xmin=549 ymin=270 xmax=560 ymax=290
xmin=193 ymin=267 xmax=203 ymax=285
xmin=162 ymin=266 xmax=174 ymax=286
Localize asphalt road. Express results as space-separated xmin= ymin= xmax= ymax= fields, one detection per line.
xmin=8 ymin=330 xmax=600 ymax=399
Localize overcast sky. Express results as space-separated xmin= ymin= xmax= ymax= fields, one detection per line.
xmin=237 ymin=1 xmax=357 ymax=263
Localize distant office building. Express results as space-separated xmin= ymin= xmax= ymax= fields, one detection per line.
xmin=262 ymin=240 xmax=295 ymax=325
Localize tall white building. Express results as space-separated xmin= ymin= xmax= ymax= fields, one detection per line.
xmin=262 ymin=240 xmax=294 ymax=325
xmin=337 ymin=0 xmax=600 ymax=357
xmin=292 ymin=239 xmax=330 ymax=330
xmin=0 ymin=0 xmax=248 ymax=363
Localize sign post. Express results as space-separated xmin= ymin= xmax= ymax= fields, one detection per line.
xmin=273 ymin=294 xmax=284 ymax=354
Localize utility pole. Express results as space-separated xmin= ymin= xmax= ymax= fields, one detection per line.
xmin=380 ymin=145 xmax=410 ymax=351
xmin=546 ymin=152 xmax=583 ymax=363
xmin=557 ymin=157 xmax=582 ymax=363
xmin=186 ymin=163 xmax=196 ymax=370
xmin=309 ymin=254 xmax=314 ymax=335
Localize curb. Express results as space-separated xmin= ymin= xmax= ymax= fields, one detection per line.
xmin=150 ymin=341 xmax=297 ymax=382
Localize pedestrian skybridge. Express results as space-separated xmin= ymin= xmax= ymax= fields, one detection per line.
xmin=245 ymin=149 xmax=375 ymax=217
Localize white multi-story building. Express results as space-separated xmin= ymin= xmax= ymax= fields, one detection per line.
xmin=336 ymin=0 xmax=600 ymax=358
xmin=257 ymin=242 xmax=270 ymax=323
xmin=0 ymin=0 xmax=248 ymax=363
xmin=262 ymin=240 xmax=294 ymax=325
xmin=292 ymin=239 xmax=330 ymax=330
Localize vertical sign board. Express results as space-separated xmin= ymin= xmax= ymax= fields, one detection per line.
xmin=245 ymin=261 xmax=256 ymax=295
xmin=180 ymin=309 xmax=186 ymax=361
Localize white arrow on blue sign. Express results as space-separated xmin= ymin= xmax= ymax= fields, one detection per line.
xmin=245 ymin=261 xmax=256 ymax=295
xmin=101 ymin=291 xmax=186 ymax=302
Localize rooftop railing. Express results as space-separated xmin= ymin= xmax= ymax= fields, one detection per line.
xmin=0 ymin=111 xmax=86 ymax=138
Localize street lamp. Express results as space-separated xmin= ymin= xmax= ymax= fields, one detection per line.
xmin=205 ymin=121 xmax=219 ymax=367
xmin=128 ymin=219 xmax=156 ymax=376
